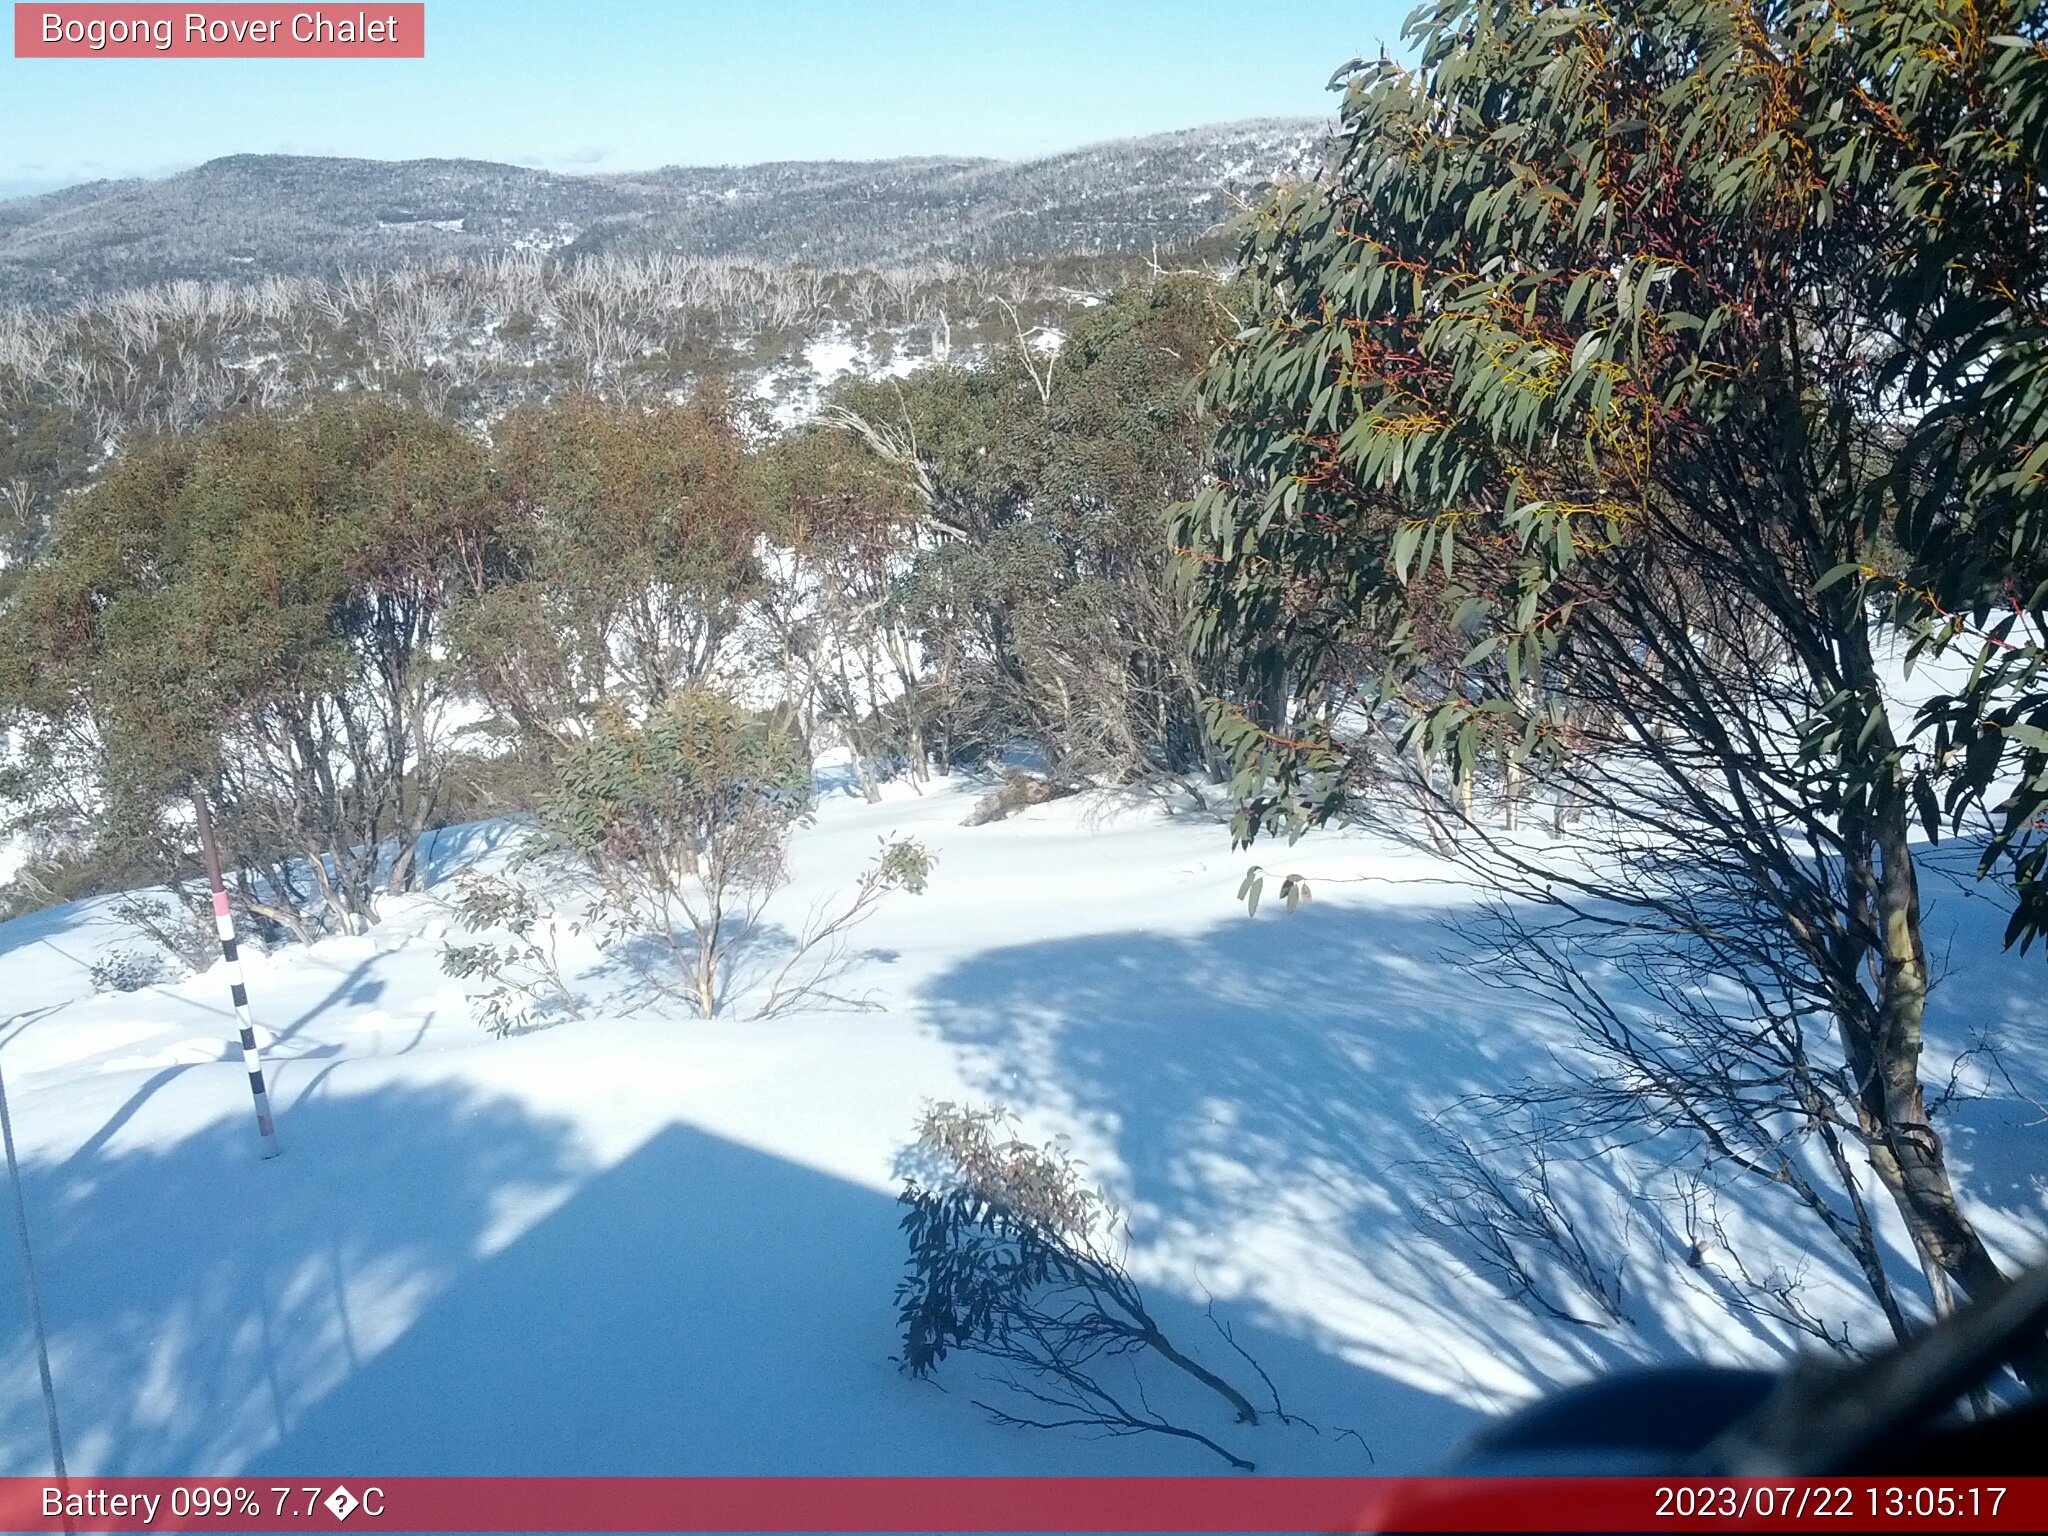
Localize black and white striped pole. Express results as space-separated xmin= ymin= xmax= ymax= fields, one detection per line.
xmin=192 ymin=791 xmax=281 ymax=1159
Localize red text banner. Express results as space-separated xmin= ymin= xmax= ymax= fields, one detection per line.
xmin=0 ymin=1477 xmax=2043 ymax=1532
xmin=14 ymin=5 xmax=424 ymax=58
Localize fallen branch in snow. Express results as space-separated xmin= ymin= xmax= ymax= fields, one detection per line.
xmin=895 ymin=1102 xmax=1267 ymax=1471
xmin=973 ymin=1372 xmax=1256 ymax=1473
xmin=1208 ymin=1303 xmax=1319 ymax=1432
xmin=961 ymin=773 xmax=1080 ymax=827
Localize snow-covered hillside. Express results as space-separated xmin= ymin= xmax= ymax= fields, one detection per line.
xmin=0 ymin=122 xmax=1329 ymax=308
xmin=0 ymin=774 xmax=2041 ymax=1476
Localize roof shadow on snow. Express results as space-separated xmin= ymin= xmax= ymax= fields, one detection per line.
xmin=0 ymin=1080 xmax=591 ymax=1476
xmin=2 ymin=1086 xmax=1449 ymax=1477
xmin=251 ymin=1119 xmax=1444 ymax=1476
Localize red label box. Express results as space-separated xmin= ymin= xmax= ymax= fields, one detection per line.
xmin=13 ymin=4 xmax=424 ymax=57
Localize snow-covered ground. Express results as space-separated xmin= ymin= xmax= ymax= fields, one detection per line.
xmin=750 ymin=326 xmax=940 ymax=429
xmin=0 ymin=775 xmax=2041 ymax=1476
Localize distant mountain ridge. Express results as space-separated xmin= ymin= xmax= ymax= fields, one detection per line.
xmin=0 ymin=119 xmax=1331 ymax=306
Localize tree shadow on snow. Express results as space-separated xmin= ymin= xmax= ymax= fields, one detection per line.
xmin=911 ymin=900 xmax=1849 ymax=1417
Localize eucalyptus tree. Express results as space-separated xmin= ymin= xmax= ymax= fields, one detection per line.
xmin=2 ymin=398 xmax=497 ymax=935
xmin=446 ymin=386 xmax=765 ymax=757
xmin=814 ymin=276 xmax=1241 ymax=788
xmin=1176 ymin=0 xmax=2048 ymax=1370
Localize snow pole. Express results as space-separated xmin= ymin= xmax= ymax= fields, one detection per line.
xmin=192 ymin=791 xmax=282 ymax=1159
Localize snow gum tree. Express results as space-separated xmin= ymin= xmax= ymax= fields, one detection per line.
xmin=542 ymin=688 xmax=811 ymax=1018
xmin=814 ymin=277 xmax=1242 ymax=789
xmin=0 ymin=398 xmax=497 ymax=935
xmin=1175 ymin=0 xmax=2048 ymax=1376
xmin=498 ymin=685 xmax=932 ymax=1023
xmin=751 ymin=420 xmax=935 ymax=799
xmin=445 ymin=386 xmax=766 ymax=758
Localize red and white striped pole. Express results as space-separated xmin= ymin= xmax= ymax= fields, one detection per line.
xmin=192 ymin=791 xmax=281 ymax=1159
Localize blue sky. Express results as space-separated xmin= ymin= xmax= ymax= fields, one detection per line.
xmin=2 ymin=1 xmax=1415 ymax=197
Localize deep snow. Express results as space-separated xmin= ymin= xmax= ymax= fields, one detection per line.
xmin=0 ymin=774 xmax=2041 ymax=1477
